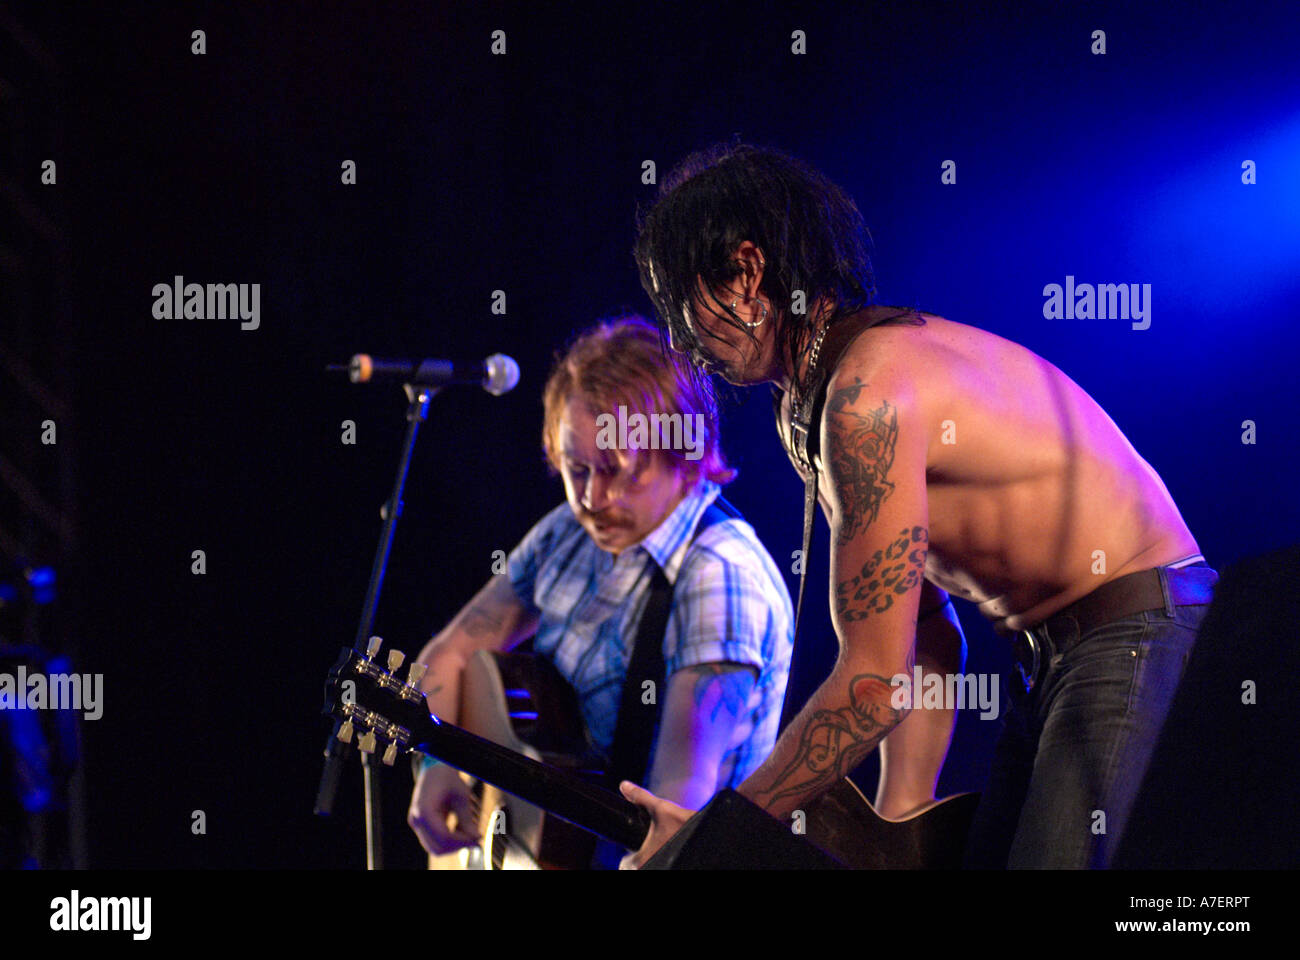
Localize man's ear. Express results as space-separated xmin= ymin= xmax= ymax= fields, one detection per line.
xmin=732 ymin=241 xmax=767 ymax=298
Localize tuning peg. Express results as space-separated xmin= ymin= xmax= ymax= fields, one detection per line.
xmin=336 ymin=719 xmax=354 ymax=744
xmin=382 ymin=741 xmax=399 ymax=766
xmin=358 ymin=730 xmax=377 ymax=754
xmin=366 ymin=636 xmax=384 ymax=659
xmin=406 ymin=661 xmax=428 ymax=687
xmin=387 ymin=649 xmax=406 ymax=672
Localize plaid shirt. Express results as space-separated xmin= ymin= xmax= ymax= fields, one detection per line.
xmin=507 ymin=481 xmax=793 ymax=791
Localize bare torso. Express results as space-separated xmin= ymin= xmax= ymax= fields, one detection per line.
xmin=781 ymin=308 xmax=1200 ymax=633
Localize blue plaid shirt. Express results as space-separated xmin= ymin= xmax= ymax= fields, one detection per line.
xmin=507 ymin=481 xmax=793 ymax=791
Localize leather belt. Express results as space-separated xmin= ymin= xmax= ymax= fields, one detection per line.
xmin=1013 ymin=562 xmax=1218 ymax=692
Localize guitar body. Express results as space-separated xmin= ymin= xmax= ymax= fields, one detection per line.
xmin=428 ymin=650 xmax=601 ymax=870
xmin=804 ymin=780 xmax=979 ymax=869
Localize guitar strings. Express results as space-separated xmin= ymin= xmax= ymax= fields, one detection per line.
xmin=454 ymin=783 xmax=543 ymax=870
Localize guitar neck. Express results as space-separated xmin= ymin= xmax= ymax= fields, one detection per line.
xmin=414 ymin=713 xmax=649 ymax=851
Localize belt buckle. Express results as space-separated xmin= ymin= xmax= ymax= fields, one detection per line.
xmin=1016 ymin=629 xmax=1042 ymax=694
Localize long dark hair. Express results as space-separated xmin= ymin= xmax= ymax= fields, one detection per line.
xmin=634 ymin=142 xmax=917 ymax=388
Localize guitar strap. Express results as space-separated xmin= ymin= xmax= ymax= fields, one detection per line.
xmin=607 ymin=495 xmax=743 ymax=788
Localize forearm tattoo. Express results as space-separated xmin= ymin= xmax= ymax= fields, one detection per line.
xmin=460 ymin=604 xmax=506 ymax=639
xmin=686 ymin=663 xmax=757 ymax=723
xmin=750 ymin=527 xmax=927 ymax=811
xmin=751 ymin=673 xmax=905 ymax=809
xmin=826 ymin=380 xmax=898 ymax=547
xmin=835 ymin=526 xmax=928 ymax=623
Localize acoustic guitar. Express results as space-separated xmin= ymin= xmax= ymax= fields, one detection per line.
xmin=324 ymin=639 xmax=979 ymax=868
xmin=426 ymin=649 xmax=605 ymax=870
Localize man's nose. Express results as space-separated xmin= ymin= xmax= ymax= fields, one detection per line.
xmin=583 ymin=471 xmax=614 ymax=512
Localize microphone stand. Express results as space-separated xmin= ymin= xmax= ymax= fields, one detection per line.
xmin=314 ymin=383 xmax=439 ymax=870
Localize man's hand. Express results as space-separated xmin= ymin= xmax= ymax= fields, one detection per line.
xmin=407 ymin=763 xmax=481 ymax=857
xmin=617 ymin=781 xmax=695 ymax=869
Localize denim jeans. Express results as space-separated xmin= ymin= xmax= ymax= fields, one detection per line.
xmin=963 ymin=565 xmax=1215 ymax=868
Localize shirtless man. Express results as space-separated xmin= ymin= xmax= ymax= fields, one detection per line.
xmin=619 ymin=143 xmax=1218 ymax=868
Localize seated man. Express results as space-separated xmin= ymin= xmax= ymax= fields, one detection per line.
xmin=407 ymin=316 xmax=804 ymax=867
xmin=622 ymin=143 xmax=1217 ymax=869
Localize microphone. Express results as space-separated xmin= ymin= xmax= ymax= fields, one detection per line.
xmin=328 ymin=353 xmax=520 ymax=395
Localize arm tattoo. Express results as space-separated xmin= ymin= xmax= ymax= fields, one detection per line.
xmin=751 ymin=673 xmax=905 ymax=808
xmin=826 ymin=380 xmax=898 ymax=547
xmin=460 ymin=605 xmax=506 ymax=639
xmin=835 ymin=526 xmax=928 ymax=623
xmin=685 ymin=663 xmax=757 ymax=723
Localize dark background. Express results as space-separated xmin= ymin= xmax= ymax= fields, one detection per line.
xmin=3 ymin=0 xmax=1297 ymax=868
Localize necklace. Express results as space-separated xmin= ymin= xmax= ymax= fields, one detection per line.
xmin=786 ymin=322 xmax=831 ymax=476
xmin=794 ymin=322 xmax=830 ymax=415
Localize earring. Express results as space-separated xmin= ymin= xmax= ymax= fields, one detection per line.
xmin=732 ymin=298 xmax=768 ymax=329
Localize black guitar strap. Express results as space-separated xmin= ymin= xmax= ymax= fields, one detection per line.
xmin=607 ymin=495 xmax=743 ymax=788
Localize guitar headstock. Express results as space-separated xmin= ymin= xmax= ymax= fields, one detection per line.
xmin=324 ymin=636 xmax=437 ymax=767
xmin=322 ymin=637 xmax=654 ymax=850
